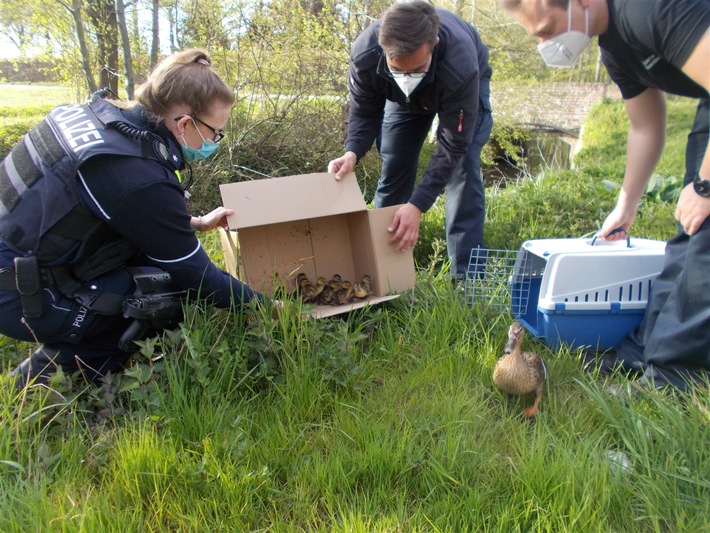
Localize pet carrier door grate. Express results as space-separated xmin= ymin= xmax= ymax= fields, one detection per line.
xmin=465 ymin=246 xmax=536 ymax=316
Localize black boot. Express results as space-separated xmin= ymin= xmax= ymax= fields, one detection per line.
xmin=10 ymin=346 xmax=65 ymax=389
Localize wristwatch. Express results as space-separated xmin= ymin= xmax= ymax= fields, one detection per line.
xmin=692 ymin=175 xmax=710 ymax=198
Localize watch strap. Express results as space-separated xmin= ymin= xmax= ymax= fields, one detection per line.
xmin=692 ymin=175 xmax=710 ymax=198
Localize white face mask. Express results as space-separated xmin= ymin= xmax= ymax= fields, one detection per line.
xmin=394 ymin=75 xmax=424 ymax=97
xmin=537 ymin=0 xmax=591 ymax=68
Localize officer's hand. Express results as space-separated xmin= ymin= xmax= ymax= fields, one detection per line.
xmin=327 ymin=151 xmax=357 ymax=181
xmin=597 ymin=203 xmax=637 ymax=241
xmin=193 ymin=207 xmax=234 ymax=232
xmin=387 ymin=203 xmax=422 ymax=252
xmin=675 ymin=182 xmax=710 ymax=236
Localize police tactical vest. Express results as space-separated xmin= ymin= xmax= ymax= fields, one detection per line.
xmin=0 ymin=99 xmax=180 ymax=268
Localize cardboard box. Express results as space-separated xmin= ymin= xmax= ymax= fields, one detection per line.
xmin=219 ymin=172 xmax=416 ymax=318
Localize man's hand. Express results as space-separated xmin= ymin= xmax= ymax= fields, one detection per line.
xmin=597 ymin=202 xmax=638 ymax=241
xmin=596 ymin=88 xmax=666 ymax=242
xmin=387 ymin=203 xmax=422 ymax=252
xmin=192 ymin=207 xmax=234 ymax=232
xmin=675 ymin=182 xmax=710 ymax=236
xmin=327 ymin=151 xmax=357 ymax=181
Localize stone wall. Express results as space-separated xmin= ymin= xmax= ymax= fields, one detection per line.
xmin=491 ymin=82 xmax=622 ymax=134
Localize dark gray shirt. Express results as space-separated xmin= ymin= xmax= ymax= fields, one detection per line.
xmin=599 ymin=0 xmax=709 ymax=100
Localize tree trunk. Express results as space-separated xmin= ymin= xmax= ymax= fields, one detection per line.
xmin=166 ymin=0 xmax=178 ymax=53
xmin=115 ymin=0 xmax=134 ymax=99
xmin=67 ymin=0 xmax=98 ymax=95
xmin=86 ymin=0 xmax=120 ymax=94
xmin=151 ymin=0 xmax=160 ymax=68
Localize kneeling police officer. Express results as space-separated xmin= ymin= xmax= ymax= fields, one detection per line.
xmin=0 ymin=49 xmax=261 ymax=388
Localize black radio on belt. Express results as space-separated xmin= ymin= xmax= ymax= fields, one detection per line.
xmin=14 ymin=256 xmax=45 ymax=319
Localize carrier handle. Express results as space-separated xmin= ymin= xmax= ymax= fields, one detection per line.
xmin=590 ymin=227 xmax=631 ymax=248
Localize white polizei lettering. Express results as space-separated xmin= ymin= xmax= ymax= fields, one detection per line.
xmin=60 ymin=118 xmax=96 ymax=135
xmin=53 ymin=104 xmax=105 ymax=152
xmin=68 ymin=132 xmax=104 ymax=151
xmin=54 ymin=105 xmax=85 ymax=121
xmin=72 ymin=306 xmax=88 ymax=328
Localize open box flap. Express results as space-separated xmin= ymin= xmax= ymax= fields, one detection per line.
xmin=365 ymin=206 xmax=417 ymax=293
xmin=308 ymin=294 xmax=401 ymax=318
xmin=220 ymin=172 xmax=366 ymax=230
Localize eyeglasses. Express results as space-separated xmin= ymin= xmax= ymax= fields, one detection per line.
xmin=190 ymin=114 xmax=226 ymax=143
xmin=175 ymin=114 xmax=226 ymax=143
xmin=387 ymin=69 xmax=429 ymax=79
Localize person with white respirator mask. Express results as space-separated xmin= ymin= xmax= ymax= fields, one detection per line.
xmin=502 ymin=0 xmax=710 ymax=393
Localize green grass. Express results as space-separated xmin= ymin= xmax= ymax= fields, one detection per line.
xmin=0 ymin=84 xmax=76 ymax=108
xmin=1 ymin=88 xmax=708 ymax=531
xmin=0 ymin=84 xmax=78 ymax=158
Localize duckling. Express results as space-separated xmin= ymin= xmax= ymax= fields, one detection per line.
xmin=302 ymin=277 xmax=326 ymax=303
xmin=293 ymin=273 xmax=309 ymax=297
xmin=296 ymin=273 xmax=310 ymax=291
xmin=493 ymin=321 xmax=547 ymax=418
xmin=296 ymin=274 xmax=311 ymax=299
xmin=333 ymin=281 xmax=354 ymax=305
xmin=314 ymin=277 xmax=327 ymax=298
xmin=353 ymin=283 xmax=369 ymax=299
xmin=360 ymin=274 xmax=373 ymax=293
xmin=318 ymin=285 xmax=335 ymax=305
xmin=327 ymin=274 xmax=343 ymax=291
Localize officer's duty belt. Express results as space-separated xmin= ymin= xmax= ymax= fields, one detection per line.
xmin=0 ymin=266 xmax=19 ymax=290
xmin=0 ymin=264 xmax=133 ymax=317
xmin=0 ymin=264 xmax=79 ymax=294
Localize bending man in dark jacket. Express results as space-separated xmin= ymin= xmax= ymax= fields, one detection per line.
xmin=328 ymin=1 xmax=493 ymax=279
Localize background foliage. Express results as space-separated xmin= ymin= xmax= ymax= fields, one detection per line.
xmin=0 ymin=0 xmax=611 ymax=207
xmin=1 ymin=89 xmax=706 ymax=531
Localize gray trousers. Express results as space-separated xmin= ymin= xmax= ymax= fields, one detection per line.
xmin=616 ymin=97 xmax=710 ymax=390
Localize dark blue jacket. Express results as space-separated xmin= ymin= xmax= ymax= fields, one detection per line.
xmin=345 ymin=8 xmax=492 ymax=212
xmin=0 ymin=100 xmax=257 ymax=308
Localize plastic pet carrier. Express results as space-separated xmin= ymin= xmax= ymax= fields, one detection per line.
xmin=466 ymin=236 xmax=667 ymax=351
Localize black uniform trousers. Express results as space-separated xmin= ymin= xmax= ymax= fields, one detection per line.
xmin=616 ymin=97 xmax=710 ymax=390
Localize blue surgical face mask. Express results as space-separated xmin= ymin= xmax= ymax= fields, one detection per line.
xmin=181 ymin=136 xmax=219 ymax=161
xmin=180 ymin=116 xmax=220 ymax=161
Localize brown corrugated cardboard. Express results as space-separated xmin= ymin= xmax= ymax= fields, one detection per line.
xmin=219 ymin=172 xmax=416 ymax=317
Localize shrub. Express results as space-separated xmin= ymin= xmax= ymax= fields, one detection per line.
xmin=0 ymin=58 xmax=62 ymax=83
xmin=481 ymin=120 xmax=531 ymax=169
xmin=187 ymin=95 xmax=349 ymax=214
xmin=575 ymin=97 xmax=693 ymax=188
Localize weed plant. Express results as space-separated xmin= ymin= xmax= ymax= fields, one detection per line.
xmin=1 ymin=91 xmax=708 ymax=531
